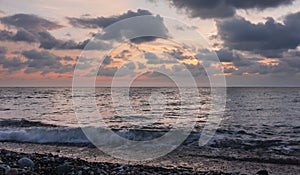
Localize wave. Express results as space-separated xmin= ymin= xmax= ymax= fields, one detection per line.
xmin=0 ymin=119 xmax=58 ymax=128
xmin=0 ymin=127 xmax=179 ymax=144
xmin=0 ymin=127 xmax=88 ymax=144
xmin=0 ymin=123 xmax=299 ymax=159
xmin=1 ymin=126 xmax=299 ymax=166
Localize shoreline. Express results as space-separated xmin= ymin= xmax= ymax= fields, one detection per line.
xmin=0 ymin=149 xmax=234 ymax=175
xmin=1 ymin=142 xmax=300 ymax=175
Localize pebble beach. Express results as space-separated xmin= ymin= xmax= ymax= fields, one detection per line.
xmin=0 ymin=149 xmax=238 ymax=175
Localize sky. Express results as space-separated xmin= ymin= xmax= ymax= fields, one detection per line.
xmin=0 ymin=0 xmax=300 ymax=87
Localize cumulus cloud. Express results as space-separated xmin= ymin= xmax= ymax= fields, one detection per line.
xmin=165 ymin=0 xmax=294 ymax=19
xmin=216 ymin=12 xmax=300 ymax=58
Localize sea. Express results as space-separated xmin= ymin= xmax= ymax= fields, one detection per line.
xmin=0 ymin=87 xmax=299 ymax=164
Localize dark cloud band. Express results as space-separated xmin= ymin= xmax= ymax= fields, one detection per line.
xmin=216 ymin=12 xmax=300 ymax=58
xmin=165 ymin=0 xmax=294 ymax=19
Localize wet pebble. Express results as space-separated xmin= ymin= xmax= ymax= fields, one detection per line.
xmin=17 ymin=157 xmax=34 ymax=168
xmin=256 ymin=170 xmax=269 ymax=175
xmin=5 ymin=168 xmax=18 ymax=175
xmin=57 ymin=162 xmax=73 ymax=175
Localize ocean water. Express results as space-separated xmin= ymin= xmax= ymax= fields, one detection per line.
xmin=0 ymin=87 xmax=299 ymax=163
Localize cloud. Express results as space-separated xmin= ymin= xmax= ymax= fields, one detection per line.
xmin=14 ymin=29 xmax=37 ymax=42
xmin=137 ymin=62 xmax=146 ymax=69
xmin=144 ymin=52 xmax=178 ymax=64
xmin=216 ymin=12 xmax=300 ymax=58
xmin=215 ymin=48 xmax=300 ymax=76
xmin=130 ymin=36 xmax=159 ymax=44
xmin=0 ymin=29 xmax=37 ymax=43
xmin=164 ymin=49 xmax=190 ymax=60
xmin=165 ymin=0 xmax=294 ymax=19
xmin=196 ymin=48 xmax=248 ymax=64
xmin=216 ymin=49 xmax=253 ymax=66
xmin=97 ymin=61 xmax=138 ymax=77
xmin=124 ymin=62 xmax=136 ymax=70
xmin=0 ymin=30 xmax=14 ymax=41
xmin=114 ymin=50 xmax=131 ymax=59
xmin=37 ymin=31 xmax=95 ymax=50
xmin=232 ymin=60 xmax=298 ymax=75
xmin=0 ymin=47 xmax=6 ymax=55
xmin=21 ymin=50 xmax=74 ymax=75
xmin=0 ymin=57 xmax=26 ymax=73
xmin=92 ymin=14 xmax=169 ymax=44
xmin=97 ymin=66 xmax=118 ymax=77
xmin=68 ymin=9 xmax=169 ymax=44
xmin=102 ymin=56 xmax=113 ymax=65
xmin=68 ymin=9 xmax=152 ymax=29
xmin=0 ymin=13 xmax=63 ymax=31
xmin=0 ymin=47 xmax=26 ymax=73
xmin=0 ymin=13 xmax=111 ymax=50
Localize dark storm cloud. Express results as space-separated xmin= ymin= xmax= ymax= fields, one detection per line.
xmin=196 ymin=49 xmax=253 ymax=67
xmin=166 ymin=0 xmax=294 ymax=19
xmin=280 ymin=50 xmax=300 ymax=71
xmin=21 ymin=50 xmax=74 ymax=75
xmin=216 ymin=49 xmax=253 ymax=66
xmin=216 ymin=12 xmax=300 ymax=58
xmin=232 ymin=60 xmax=298 ymax=76
xmin=67 ymin=9 xmax=152 ymax=29
xmin=200 ymin=47 xmax=300 ymax=76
